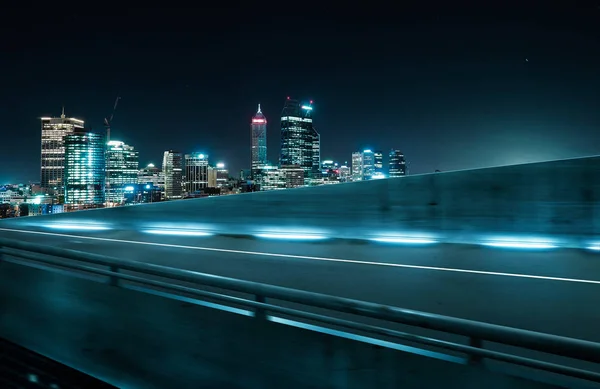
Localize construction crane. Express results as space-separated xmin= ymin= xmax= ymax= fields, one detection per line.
xmin=104 ymin=96 xmax=121 ymax=143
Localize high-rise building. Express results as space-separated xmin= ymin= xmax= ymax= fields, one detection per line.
xmin=105 ymin=140 xmax=139 ymax=204
xmin=389 ymin=150 xmax=407 ymax=177
xmin=64 ymin=131 xmax=105 ymax=205
xmin=374 ymin=151 xmax=383 ymax=174
xmin=40 ymin=108 xmax=85 ymax=195
xmin=163 ymin=150 xmax=183 ymax=199
xmin=215 ymin=162 xmax=229 ymax=188
xmin=251 ymin=104 xmax=267 ymax=178
xmin=279 ymin=98 xmax=320 ymax=178
xmin=138 ymin=163 xmax=165 ymax=189
xmin=185 ymin=153 xmax=209 ymax=193
xmin=362 ymin=149 xmax=375 ymax=180
xmin=351 ymin=152 xmax=363 ymax=181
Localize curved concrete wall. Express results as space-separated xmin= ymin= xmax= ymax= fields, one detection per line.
xmin=3 ymin=156 xmax=600 ymax=241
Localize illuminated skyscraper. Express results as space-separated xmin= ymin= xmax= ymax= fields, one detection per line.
xmin=64 ymin=131 xmax=105 ymax=205
xmin=138 ymin=163 xmax=164 ymax=189
xmin=251 ymin=104 xmax=267 ymax=178
xmin=351 ymin=152 xmax=363 ymax=181
xmin=40 ymin=108 xmax=85 ymax=195
xmin=374 ymin=151 xmax=383 ymax=174
xmin=163 ymin=150 xmax=183 ymax=199
xmin=389 ymin=150 xmax=407 ymax=177
xmin=279 ymin=98 xmax=320 ymax=178
xmin=362 ymin=149 xmax=375 ymax=180
xmin=215 ymin=162 xmax=229 ymax=188
xmin=184 ymin=153 xmax=209 ymax=193
xmin=105 ymin=140 xmax=139 ymax=204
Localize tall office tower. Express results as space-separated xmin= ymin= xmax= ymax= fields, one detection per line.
xmin=105 ymin=140 xmax=139 ymax=204
xmin=215 ymin=163 xmax=229 ymax=188
xmin=351 ymin=152 xmax=363 ymax=181
xmin=361 ymin=149 xmax=375 ymax=180
xmin=279 ymin=98 xmax=320 ymax=178
xmin=374 ymin=151 xmax=383 ymax=174
xmin=163 ymin=150 xmax=183 ymax=199
xmin=389 ymin=150 xmax=407 ymax=177
xmin=40 ymin=108 xmax=85 ymax=195
xmin=251 ymin=104 xmax=267 ymax=178
xmin=185 ymin=153 xmax=209 ymax=193
xmin=64 ymin=131 xmax=105 ymax=205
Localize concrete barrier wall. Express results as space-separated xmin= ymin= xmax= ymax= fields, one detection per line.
xmin=0 ymin=261 xmax=554 ymax=389
xmin=3 ymin=156 xmax=600 ymax=239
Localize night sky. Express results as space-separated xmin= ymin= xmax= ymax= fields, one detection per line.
xmin=1 ymin=4 xmax=600 ymax=184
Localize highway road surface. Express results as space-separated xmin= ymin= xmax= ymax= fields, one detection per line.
xmin=1 ymin=223 xmax=600 ymax=345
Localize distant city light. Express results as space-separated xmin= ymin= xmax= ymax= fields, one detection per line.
xmin=124 ymin=186 xmax=135 ymax=191
xmin=147 ymin=163 xmax=155 ymax=168
xmin=198 ymin=154 xmax=205 ymax=159
xmin=310 ymin=100 xmax=313 ymax=104
xmin=216 ymin=163 xmax=225 ymax=169
xmin=363 ymin=149 xmax=372 ymax=153
xmin=252 ymin=119 xmax=266 ymax=123
xmin=301 ymin=105 xmax=313 ymax=110
xmin=145 ymin=184 xmax=151 ymax=189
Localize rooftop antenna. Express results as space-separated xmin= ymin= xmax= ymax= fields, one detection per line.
xmin=61 ymin=105 xmax=65 ymax=119
xmin=257 ymin=103 xmax=261 ymax=114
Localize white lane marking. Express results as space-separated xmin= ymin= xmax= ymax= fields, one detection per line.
xmin=1 ymin=227 xmax=600 ymax=285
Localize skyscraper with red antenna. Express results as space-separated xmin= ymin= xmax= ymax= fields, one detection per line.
xmin=251 ymin=104 xmax=267 ymax=178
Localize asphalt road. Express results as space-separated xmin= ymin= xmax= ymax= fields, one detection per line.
xmin=1 ymin=224 xmax=600 ymax=344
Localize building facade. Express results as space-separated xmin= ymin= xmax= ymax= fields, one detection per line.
xmin=374 ymin=151 xmax=383 ymax=175
xmin=64 ymin=132 xmax=105 ymax=205
xmin=279 ymin=98 xmax=320 ymax=178
xmin=215 ymin=163 xmax=229 ymax=188
xmin=389 ymin=150 xmax=407 ymax=177
xmin=362 ymin=149 xmax=375 ymax=180
xmin=40 ymin=109 xmax=85 ymax=195
xmin=105 ymin=140 xmax=139 ymax=204
xmin=351 ymin=152 xmax=363 ymax=181
xmin=138 ymin=163 xmax=165 ymax=188
xmin=163 ymin=150 xmax=183 ymax=199
xmin=251 ymin=104 xmax=267 ymax=178
xmin=185 ymin=153 xmax=209 ymax=193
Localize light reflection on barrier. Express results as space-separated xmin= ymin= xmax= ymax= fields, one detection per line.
xmin=370 ymin=237 xmax=437 ymax=244
xmin=254 ymin=233 xmax=328 ymax=241
xmin=480 ymin=236 xmax=557 ymax=250
xmin=143 ymin=229 xmax=213 ymax=237
xmin=44 ymin=223 xmax=111 ymax=231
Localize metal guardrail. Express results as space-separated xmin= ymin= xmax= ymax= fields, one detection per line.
xmin=1 ymin=237 xmax=600 ymax=384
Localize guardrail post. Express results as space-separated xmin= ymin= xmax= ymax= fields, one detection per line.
xmin=254 ymin=295 xmax=266 ymax=320
xmin=468 ymin=337 xmax=483 ymax=365
xmin=108 ymin=265 xmax=120 ymax=286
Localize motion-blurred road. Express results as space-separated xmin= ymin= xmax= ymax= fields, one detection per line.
xmin=2 ymin=225 xmax=599 ymax=343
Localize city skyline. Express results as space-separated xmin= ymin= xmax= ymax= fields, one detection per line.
xmin=1 ymin=5 xmax=600 ymax=183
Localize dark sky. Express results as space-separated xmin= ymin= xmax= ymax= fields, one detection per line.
xmin=1 ymin=4 xmax=600 ymax=183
